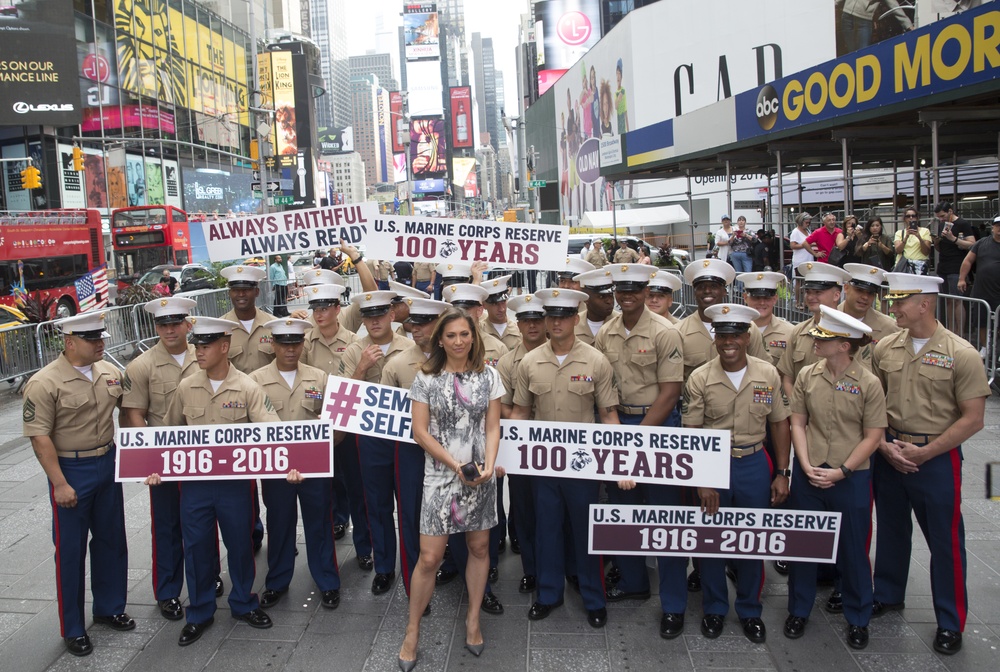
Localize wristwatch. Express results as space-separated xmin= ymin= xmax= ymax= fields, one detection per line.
xmin=776 ymin=468 xmax=791 ymax=478
xmin=840 ymin=465 xmax=853 ymax=479
xmin=351 ymin=252 xmax=364 ymax=263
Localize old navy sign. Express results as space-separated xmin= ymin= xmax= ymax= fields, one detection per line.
xmin=737 ymin=3 xmax=1000 ymax=141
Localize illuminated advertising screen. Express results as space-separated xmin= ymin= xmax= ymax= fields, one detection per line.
xmin=269 ymin=51 xmax=298 ymax=157
xmin=409 ymin=119 xmax=447 ymax=177
xmin=403 ymin=4 xmax=440 ymax=61
xmin=390 ymin=92 xmax=405 ymax=153
xmin=534 ymin=0 xmax=601 ymax=94
xmin=449 ymin=87 xmax=473 ymax=149
xmin=407 ymin=60 xmax=444 ymax=117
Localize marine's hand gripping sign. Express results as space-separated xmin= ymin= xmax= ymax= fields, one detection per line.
xmin=320 ymin=376 xmax=731 ymax=488
xmin=115 ymin=420 xmax=334 ymax=481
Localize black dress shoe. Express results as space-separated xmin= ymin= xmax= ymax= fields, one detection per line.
xmin=660 ymin=613 xmax=684 ymax=639
xmin=567 ymin=575 xmax=580 ymax=593
xmin=605 ymin=565 xmax=622 ymax=586
xmin=701 ymin=614 xmax=724 ymax=638
xmin=178 ymin=618 xmax=214 ymax=646
xmin=260 ymin=588 xmax=287 ymax=609
xmin=93 ymin=613 xmax=136 ymax=631
xmin=321 ymin=590 xmax=340 ymax=609
xmin=825 ymin=590 xmax=843 ymax=614
xmin=64 ymin=635 xmax=93 ymax=657
xmin=510 ymin=538 xmax=521 ymax=554
xmin=605 ymin=585 xmax=651 ymax=602
xmin=741 ymin=617 xmax=767 ymax=643
xmin=235 ymin=608 xmax=273 ymax=629
xmin=435 ymin=567 xmax=459 ymax=585
xmin=519 ymin=575 xmax=536 ymax=593
xmin=253 ymin=540 xmax=263 ymax=554
xmin=527 ymin=599 xmax=563 ymax=621
xmin=357 ymin=555 xmax=374 ymax=572
xmin=498 ymin=538 xmax=506 ymax=553
xmin=871 ymin=600 xmax=905 ymax=617
xmin=934 ymin=628 xmax=962 ymax=655
xmin=687 ymin=568 xmax=702 ymax=592
xmin=158 ymin=598 xmax=184 ymax=621
xmin=488 ymin=567 xmax=499 ymax=584
xmin=481 ymin=592 xmax=504 ymax=615
xmin=847 ymin=625 xmax=869 ymax=650
xmin=372 ymin=571 xmax=396 ymax=595
xmin=783 ymin=615 xmax=807 ymax=639
xmin=587 ymin=607 xmax=608 ymax=628
xmin=215 ymin=577 xmax=224 ymax=597
xmin=773 ymin=560 xmax=789 ymax=575
xmin=333 ymin=524 xmax=347 ymax=540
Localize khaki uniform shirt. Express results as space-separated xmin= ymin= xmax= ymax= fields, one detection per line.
xmin=676 ymin=313 xmax=769 ymax=379
xmin=873 ymin=321 xmax=991 ymax=435
xmin=838 ymin=301 xmax=901 ymax=366
xmin=662 ymin=311 xmax=680 ymax=325
xmin=338 ymin=332 xmax=412 ymax=384
xmin=513 ymin=339 xmax=618 ymax=424
xmin=367 ymin=259 xmax=393 ymax=281
xmin=595 ymin=307 xmax=683 ymax=408
xmin=23 ymin=355 xmax=122 ymax=452
xmin=613 ymin=247 xmax=640 ymax=264
xmin=164 ymin=364 xmax=279 ymax=426
xmin=221 ymin=308 xmax=275 ymax=373
xmin=791 ymin=359 xmax=887 ymax=470
xmin=777 ymin=317 xmax=821 ymax=383
xmin=380 ymin=342 xmax=429 ymax=390
xmin=483 ymin=332 xmax=509 ymax=368
xmin=337 ymin=302 xmax=364 ymax=334
xmin=302 ymin=325 xmax=358 ymax=375
xmin=574 ymin=308 xmax=615 ymax=347
xmin=481 ymin=315 xmax=522 ymax=351
xmin=759 ymin=316 xmax=795 ymax=367
xmin=682 ymin=355 xmax=790 ymax=448
xmin=586 ymin=248 xmax=608 ymax=268
xmin=249 ymin=361 xmax=328 ymax=422
xmin=122 ymin=342 xmax=198 ymax=426
xmin=497 ymin=343 xmax=530 ymax=407
xmin=413 ymin=262 xmax=435 ymax=282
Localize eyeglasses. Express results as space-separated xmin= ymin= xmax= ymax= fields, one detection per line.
xmin=904 ymin=214 xmax=918 ymax=219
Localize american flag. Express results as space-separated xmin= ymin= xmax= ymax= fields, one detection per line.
xmin=75 ymin=265 xmax=109 ymax=313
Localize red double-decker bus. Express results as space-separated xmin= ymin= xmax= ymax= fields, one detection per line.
xmin=0 ymin=209 xmax=105 ymax=318
xmin=111 ymin=205 xmax=193 ymax=288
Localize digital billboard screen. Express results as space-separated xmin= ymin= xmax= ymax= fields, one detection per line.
xmin=449 ymin=87 xmax=472 ymax=149
xmin=403 ymin=4 xmax=440 ymax=61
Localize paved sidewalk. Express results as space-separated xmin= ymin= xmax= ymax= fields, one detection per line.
xmin=0 ymin=381 xmax=999 ymax=672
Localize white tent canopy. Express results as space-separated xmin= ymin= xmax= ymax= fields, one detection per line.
xmin=578 ymin=205 xmax=690 ymax=236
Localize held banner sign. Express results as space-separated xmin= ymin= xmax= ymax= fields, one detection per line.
xmin=589 ymin=505 xmax=842 ymax=563
xmin=498 ymin=420 xmax=730 ymax=488
xmin=115 ymin=420 xmax=333 ymax=482
xmin=321 ymin=376 xmax=416 ymax=442
xmin=203 ymin=203 xmax=379 ymax=261
xmin=363 ymin=215 xmax=570 ymax=271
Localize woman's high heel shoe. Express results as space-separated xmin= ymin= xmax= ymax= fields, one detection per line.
xmin=398 ymin=655 xmax=417 ymax=672
xmin=464 ymin=641 xmax=485 ymax=657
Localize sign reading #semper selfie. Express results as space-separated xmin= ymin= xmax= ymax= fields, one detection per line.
xmin=589 ymin=505 xmax=842 ymax=563
xmin=115 ymin=420 xmax=334 ymax=481
xmin=364 ymin=215 xmax=570 ymax=270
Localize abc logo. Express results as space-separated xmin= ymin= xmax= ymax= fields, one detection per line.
xmin=756 ymin=85 xmax=779 ymax=130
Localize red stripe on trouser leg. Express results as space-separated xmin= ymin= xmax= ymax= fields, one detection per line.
xmin=948 ymin=450 xmax=967 ymax=631
xmin=148 ymin=488 xmax=160 ymax=596
xmin=50 ymin=483 xmax=66 ymax=638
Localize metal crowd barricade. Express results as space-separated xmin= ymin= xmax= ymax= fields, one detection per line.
xmin=0 ymin=322 xmax=42 ymax=386
xmin=34 ymin=305 xmax=138 ymax=371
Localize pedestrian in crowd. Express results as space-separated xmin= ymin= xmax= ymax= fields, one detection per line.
xmin=580 ymin=239 xmax=592 ymax=260
xmin=512 ymin=288 xmax=618 ymax=629
xmin=789 ymin=212 xmax=814 ymax=306
xmin=338 ymin=291 xmax=413 ymax=595
xmin=751 ymin=230 xmax=773 ymax=272
xmin=645 ymin=270 xmax=682 ymax=325
xmin=368 ymin=258 xmax=395 ymax=290
xmin=859 ymin=217 xmax=894 ymax=271
xmin=123 ymin=297 xmax=222 ymax=622
xmin=153 ymin=275 xmax=172 ymax=297
xmin=574 ymin=268 xmax=618 ymax=346
xmin=806 ymin=212 xmax=848 ymax=264
xmin=785 ymin=306 xmax=886 ymax=650
xmin=250 ymin=318 xmax=341 ymax=611
xmin=23 ymin=312 xmax=133 ymax=657
xmin=319 ymin=248 xmax=342 ymax=271
xmin=934 ymin=201 xmax=978 ymax=336
xmin=394 ymin=260 xmax=414 ymax=286
xmin=958 ymin=215 xmax=1000 ymax=357
xmin=838 ymin=264 xmax=900 ymax=364
xmin=729 ymin=216 xmax=754 ymax=274
xmin=154 ymin=316 xmax=280 ymax=645
xmin=586 ymin=238 xmax=608 ymax=267
xmin=398 ymin=308 xmax=504 ymax=670
xmin=412 ymin=262 xmax=436 ymax=295
xmin=637 ymin=244 xmax=652 ymax=266
xmin=312 ymin=250 xmax=324 ymax=267
xmin=840 ymin=215 xmax=864 ymax=266
xmin=893 ymin=207 xmax=933 ymax=275
xmin=684 ymin=303 xmax=791 ymax=644
xmin=738 ymin=271 xmax=795 ymax=367
xmin=613 ymin=238 xmax=640 ymax=264
xmin=871 ymin=273 xmax=990 ymax=655
xmin=714 ymin=215 xmax=733 ymax=263
xmin=268 ymin=255 xmax=289 ymax=317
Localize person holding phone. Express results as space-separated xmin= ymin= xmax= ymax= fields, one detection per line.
xmin=893 ymin=207 xmax=933 ymax=274
xmin=398 ymin=308 xmax=504 ymax=670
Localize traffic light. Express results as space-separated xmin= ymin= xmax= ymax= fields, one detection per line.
xmin=20 ymin=165 xmax=41 ymax=190
xmin=72 ymin=146 xmax=85 ymax=172
xmin=250 ymin=139 xmax=259 ymax=170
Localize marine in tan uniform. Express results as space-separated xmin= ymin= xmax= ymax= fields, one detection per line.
xmin=838 ymin=263 xmax=900 ymax=366
xmin=367 ymin=257 xmax=395 ymax=288
xmin=683 ymin=303 xmax=791 ymax=645
xmin=479 ymin=274 xmax=522 ymax=350
xmin=871 ymin=273 xmax=990 ymax=656
xmin=573 ymin=268 xmax=617 ymax=346
xmin=219 ymin=264 xmax=275 ymax=374
xmin=557 ymin=256 xmax=596 ymax=290
xmin=123 ymin=297 xmax=208 ymax=622
xmin=777 ymin=262 xmax=852 ymax=400
xmin=738 ymin=271 xmax=794 ymax=367
xmin=389 ymin=280 xmax=429 ymax=340
xmin=786 ymin=306 xmax=886 ymax=650
xmin=250 ymin=318 xmax=341 ymax=611
xmin=677 ymin=259 xmax=769 ymax=379
xmin=412 ymin=261 xmax=436 ymax=294
xmin=443 ymin=283 xmax=509 ymax=366
xmin=586 ymin=239 xmax=608 ymax=268
xmin=613 ymin=239 xmax=640 ymax=264
xmin=23 ymin=312 xmax=133 ymax=657
xmin=512 ymin=288 xmax=619 ymax=629
xmin=646 ymin=270 xmax=682 ymax=325
xmin=154 ymin=317 xmax=280 ymax=646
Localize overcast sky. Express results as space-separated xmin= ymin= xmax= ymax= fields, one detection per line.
xmin=343 ymin=1 xmax=527 ymax=115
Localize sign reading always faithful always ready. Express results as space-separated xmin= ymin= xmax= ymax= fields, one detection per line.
xmin=115 ymin=420 xmax=333 ymax=481
xmin=589 ymin=505 xmax=842 ymax=562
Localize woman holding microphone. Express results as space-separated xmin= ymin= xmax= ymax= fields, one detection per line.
xmin=398 ymin=307 xmax=504 ymax=670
